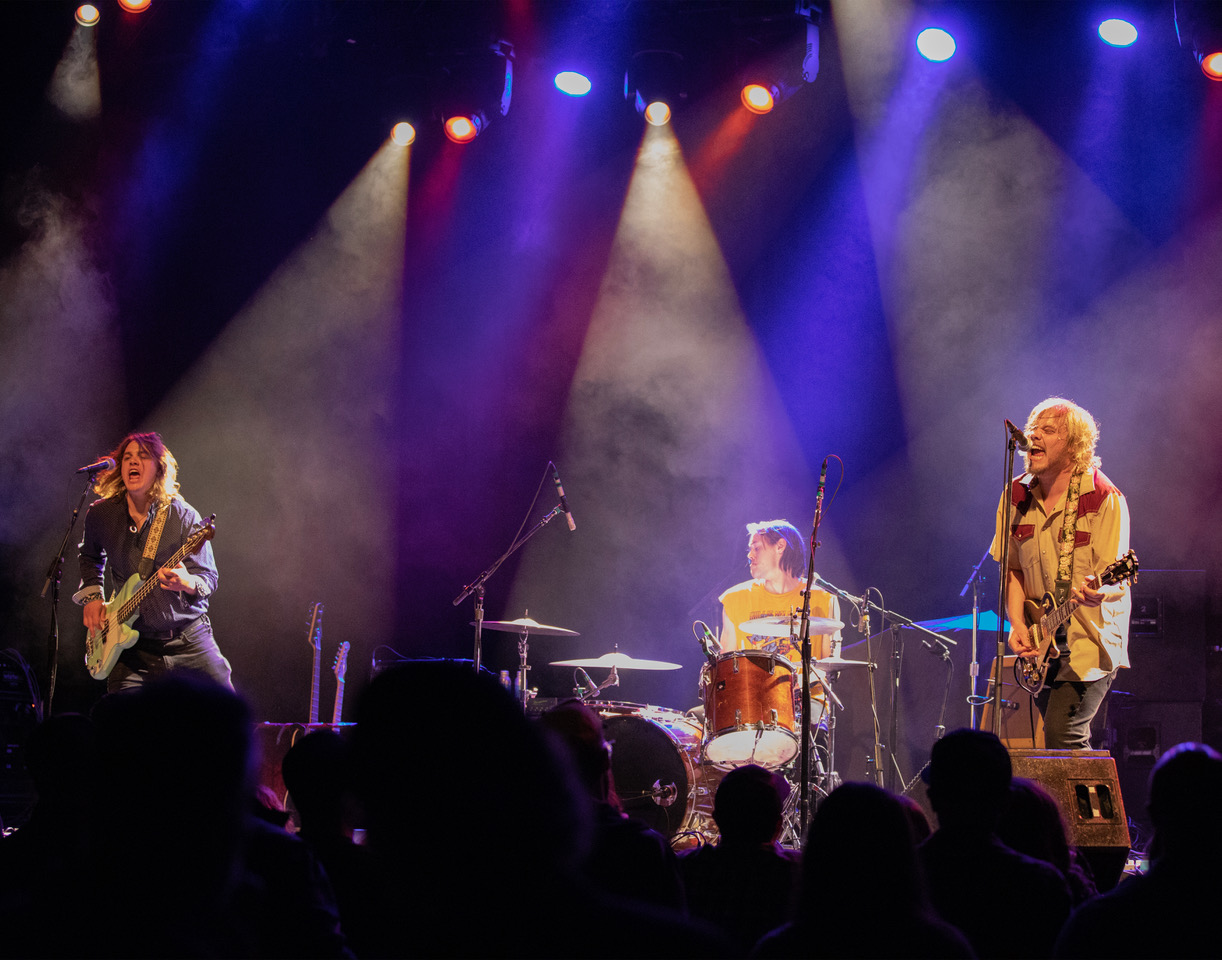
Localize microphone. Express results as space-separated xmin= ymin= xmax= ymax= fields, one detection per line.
xmin=815 ymin=457 xmax=828 ymax=514
xmin=1004 ymin=419 xmax=1031 ymax=452
xmin=77 ymin=457 xmax=116 ymax=475
xmin=575 ymin=667 xmax=598 ymax=699
xmin=551 ymin=463 xmax=576 ymax=532
xmin=694 ymin=621 xmax=721 ymax=660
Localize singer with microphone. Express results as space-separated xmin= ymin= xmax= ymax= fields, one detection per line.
xmin=75 ymin=431 xmax=232 ymax=692
xmin=989 ymin=398 xmax=1131 ymax=750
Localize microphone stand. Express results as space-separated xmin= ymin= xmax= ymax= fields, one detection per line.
xmin=38 ymin=474 xmax=98 ymax=719
xmin=819 ymin=577 xmax=956 ymax=790
xmin=797 ymin=484 xmax=827 ymax=840
xmin=453 ymin=503 xmax=565 ymax=680
xmin=992 ymin=426 xmax=1023 ymax=736
xmin=960 ymin=543 xmax=991 ymax=730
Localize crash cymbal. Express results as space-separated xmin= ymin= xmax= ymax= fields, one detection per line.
xmin=739 ymin=615 xmax=845 ymax=638
xmin=475 ymin=616 xmax=580 ymax=637
xmin=549 ymin=652 xmax=682 ymax=671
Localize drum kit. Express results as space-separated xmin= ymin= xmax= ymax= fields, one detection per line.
xmin=479 ymin=611 xmax=871 ymax=848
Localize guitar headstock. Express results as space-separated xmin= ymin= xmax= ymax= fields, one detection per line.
xmin=191 ymin=514 xmax=217 ymax=545
xmin=333 ymin=641 xmax=350 ymax=681
xmin=306 ymin=602 xmax=324 ymax=651
xmin=1100 ymin=549 xmax=1139 ymax=587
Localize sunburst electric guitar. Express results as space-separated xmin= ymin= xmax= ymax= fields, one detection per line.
xmin=84 ymin=515 xmax=217 ymax=680
xmin=305 ymin=602 xmax=325 ymax=724
xmin=1014 ymin=549 xmax=1139 ymax=696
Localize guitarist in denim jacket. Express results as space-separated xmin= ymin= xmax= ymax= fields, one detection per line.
xmin=990 ymin=398 xmax=1132 ymax=750
xmin=75 ymin=431 xmax=232 ymax=693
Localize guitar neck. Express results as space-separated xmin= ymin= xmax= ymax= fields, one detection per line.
xmin=114 ymin=535 xmax=201 ymax=624
xmin=309 ymin=647 xmax=322 ymax=724
xmin=331 ymin=680 xmax=345 ymax=727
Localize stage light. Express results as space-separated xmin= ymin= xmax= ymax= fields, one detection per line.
xmin=643 ymin=101 xmax=671 ymax=126
xmin=444 ymin=113 xmax=485 ymax=143
xmin=916 ymin=27 xmax=957 ymax=62
xmin=75 ymin=4 xmax=99 ymax=26
xmin=435 ymin=40 xmax=513 ymax=143
xmin=391 ymin=122 xmax=416 ymax=146
xmin=1175 ymin=0 xmax=1222 ymax=80
xmin=734 ymin=5 xmax=821 ymax=118
xmin=741 ymin=84 xmax=775 ymax=114
xmin=1098 ymin=18 xmax=1138 ymax=46
xmin=554 ymin=71 xmax=592 ymax=96
xmin=117 ymin=0 xmax=151 ymax=12
xmin=625 ymin=50 xmax=685 ymax=123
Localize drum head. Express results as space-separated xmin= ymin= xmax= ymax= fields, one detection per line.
xmin=602 ymin=713 xmax=693 ymax=837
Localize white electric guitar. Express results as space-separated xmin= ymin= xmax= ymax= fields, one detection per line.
xmin=84 ymin=515 xmax=216 ymax=680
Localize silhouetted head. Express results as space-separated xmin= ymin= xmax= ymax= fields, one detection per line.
xmin=803 ymin=782 xmax=925 ymax=912
xmin=282 ymin=728 xmax=355 ymax=835
xmin=925 ymin=728 xmax=1012 ymax=831
xmin=353 ymin=661 xmax=589 ymax=877
xmin=998 ymin=777 xmax=1071 ymax=873
xmin=1148 ymin=742 xmax=1222 ymax=860
xmin=539 ymin=700 xmax=614 ymax=803
xmin=712 ymin=763 xmax=788 ymax=844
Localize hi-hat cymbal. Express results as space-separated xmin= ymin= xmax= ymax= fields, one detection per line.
xmin=549 ymin=652 xmax=682 ymax=671
xmin=739 ymin=615 xmax=845 ymax=638
xmin=475 ymin=616 xmax=580 ymax=637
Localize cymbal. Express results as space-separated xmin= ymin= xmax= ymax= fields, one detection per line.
xmin=549 ymin=652 xmax=682 ymax=671
xmin=475 ymin=616 xmax=580 ymax=637
xmin=739 ymin=615 xmax=844 ymax=638
xmin=813 ymin=656 xmax=871 ymax=669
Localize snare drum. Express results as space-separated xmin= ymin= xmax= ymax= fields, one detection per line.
xmin=702 ymin=651 xmax=798 ymax=768
xmin=590 ymin=703 xmax=719 ymax=842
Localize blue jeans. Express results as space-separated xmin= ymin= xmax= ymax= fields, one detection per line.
xmin=1035 ymin=658 xmax=1116 ymax=750
xmin=108 ymin=614 xmax=234 ymax=693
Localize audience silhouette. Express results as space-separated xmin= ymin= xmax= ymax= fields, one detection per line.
xmin=997 ymin=776 xmax=1097 ymax=906
xmin=754 ymin=781 xmax=973 ymax=958
xmin=677 ymin=764 xmax=800 ymax=954
xmin=918 ymin=729 xmax=1071 ymax=959
xmin=539 ymin=700 xmax=687 ymax=913
xmin=1054 ymin=742 xmax=1222 ymax=958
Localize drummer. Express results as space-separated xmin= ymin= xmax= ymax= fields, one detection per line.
xmin=719 ymin=520 xmax=842 ymax=665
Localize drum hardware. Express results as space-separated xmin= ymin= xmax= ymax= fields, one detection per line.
xmin=474 ymin=612 xmax=581 ymax=710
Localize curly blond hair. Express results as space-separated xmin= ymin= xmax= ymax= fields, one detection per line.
xmin=92 ymin=431 xmax=181 ymax=503
xmin=1023 ymin=398 xmax=1101 ymax=474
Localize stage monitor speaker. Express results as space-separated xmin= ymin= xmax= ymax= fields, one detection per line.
xmin=1008 ymin=748 xmax=1131 ymax=891
xmin=982 ymin=656 xmax=1044 ymax=748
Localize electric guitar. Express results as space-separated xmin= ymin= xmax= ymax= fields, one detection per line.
xmin=85 ymin=515 xmax=216 ymax=680
xmin=1014 ymin=549 xmax=1139 ymax=695
xmin=305 ymin=602 xmax=325 ymax=724
xmin=331 ymin=641 xmax=350 ymax=729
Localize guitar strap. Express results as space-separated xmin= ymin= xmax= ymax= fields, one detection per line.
xmin=1050 ymin=468 xmax=1086 ymax=654
xmin=137 ymin=501 xmax=170 ymax=581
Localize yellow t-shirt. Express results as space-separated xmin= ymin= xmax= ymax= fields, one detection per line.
xmin=719 ymin=579 xmax=840 ymax=662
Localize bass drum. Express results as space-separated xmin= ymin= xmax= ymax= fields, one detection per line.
xmin=591 ymin=703 xmax=720 ymax=844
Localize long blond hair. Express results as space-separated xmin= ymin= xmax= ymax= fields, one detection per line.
xmin=1023 ymin=397 xmax=1101 ymax=473
xmin=92 ymin=431 xmax=181 ymax=502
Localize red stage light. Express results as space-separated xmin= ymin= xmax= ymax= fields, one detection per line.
xmin=444 ymin=115 xmax=480 ymax=143
xmin=741 ymin=84 xmax=775 ymax=115
xmin=75 ymin=4 xmax=100 ymax=26
xmin=117 ymin=0 xmax=152 ymax=12
xmin=1202 ymin=51 xmax=1222 ymax=81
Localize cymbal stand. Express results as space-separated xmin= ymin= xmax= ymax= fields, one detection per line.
xmin=453 ymin=504 xmax=564 ymax=676
xmin=960 ymin=543 xmax=992 ymax=730
xmin=796 ymin=459 xmax=830 ymax=839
